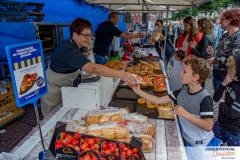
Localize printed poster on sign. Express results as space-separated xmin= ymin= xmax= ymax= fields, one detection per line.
xmin=5 ymin=41 xmax=48 ymax=108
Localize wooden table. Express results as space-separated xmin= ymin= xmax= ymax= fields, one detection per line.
xmin=10 ymin=104 xmax=187 ymax=160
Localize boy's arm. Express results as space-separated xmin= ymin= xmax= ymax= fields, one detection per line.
xmin=219 ymin=96 xmax=240 ymax=119
xmin=135 ymin=89 xmax=172 ymax=104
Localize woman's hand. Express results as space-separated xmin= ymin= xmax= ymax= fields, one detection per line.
xmin=121 ymin=72 xmax=138 ymax=87
xmin=173 ymin=105 xmax=188 ymax=117
xmin=222 ymin=73 xmax=234 ymax=86
xmin=179 ymin=47 xmax=186 ymax=51
xmin=190 ymin=41 xmax=197 ymax=48
xmin=206 ymin=46 xmax=214 ymax=55
xmin=206 ymin=57 xmax=215 ymax=64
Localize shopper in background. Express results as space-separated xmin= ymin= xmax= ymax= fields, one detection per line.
xmin=93 ymin=11 xmax=146 ymax=65
xmin=213 ymin=55 xmax=240 ymax=146
xmin=131 ymin=56 xmax=222 ymax=159
xmin=41 ymin=18 xmax=139 ymax=116
xmin=190 ymin=17 xmax=214 ymax=59
xmin=177 ymin=16 xmax=202 ymax=57
xmin=206 ymin=8 xmax=240 ymax=90
xmin=167 ymin=21 xmax=175 ymax=44
xmin=213 ymin=17 xmax=223 ymax=51
xmin=154 ymin=19 xmax=175 ymax=70
xmin=175 ymin=20 xmax=184 ymax=48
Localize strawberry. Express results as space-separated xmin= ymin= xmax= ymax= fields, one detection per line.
xmin=94 ymin=138 xmax=101 ymax=144
xmin=74 ymin=132 xmax=81 ymax=140
xmin=83 ymin=155 xmax=90 ymax=160
xmin=90 ymin=144 xmax=96 ymax=150
xmin=132 ymin=148 xmax=139 ymax=154
xmin=122 ymin=146 xmax=128 ymax=152
xmin=126 ymin=150 xmax=132 ymax=156
xmin=55 ymin=142 xmax=63 ymax=149
xmin=59 ymin=132 xmax=67 ymax=139
xmin=80 ymin=143 xmax=87 ymax=151
xmin=94 ymin=144 xmax=99 ymax=150
xmin=63 ymin=136 xmax=73 ymax=145
xmin=71 ymin=139 xmax=79 ymax=145
xmin=102 ymin=143 xmax=107 ymax=150
xmin=95 ymin=150 xmax=100 ymax=155
xmin=88 ymin=139 xmax=94 ymax=146
xmin=91 ymin=155 xmax=97 ymax=160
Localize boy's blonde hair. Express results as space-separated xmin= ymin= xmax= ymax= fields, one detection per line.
xmin=183 ymin=56 xmax=211 ymax=83
xmin=227 ymin=56 xmax=236 ymax=78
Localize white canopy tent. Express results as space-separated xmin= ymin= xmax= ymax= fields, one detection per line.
xmin=87 ymin=0 xmax=208 ymax=12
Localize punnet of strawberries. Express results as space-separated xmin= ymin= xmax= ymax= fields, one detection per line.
xmin=80 ymin=137 xmax=101 ymax=155
xmin=119 ymin=143 xmax=139 ymax=159
xmin=78 ymin=154 xmax=98 ymax=160
xmin=55 ymin=132 xmax=81 ymax=152
xmin=101 ymin=140 xmax=120 ymax=157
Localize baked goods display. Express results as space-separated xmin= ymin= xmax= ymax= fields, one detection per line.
xmin=105 ymin=60 xmax=124 ymax=70
xmin=85 ymin=107 xmax=129 ymax=126
xmin=155 ymin=103 xmax=175 ymax=120
xmin=19 ymin=73 xmax=38 ymax=95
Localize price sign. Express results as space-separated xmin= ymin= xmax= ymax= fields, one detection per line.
xmin=5 ymin=41 xmax=48 ymax=108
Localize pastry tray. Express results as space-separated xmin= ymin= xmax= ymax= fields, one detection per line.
xmin=109 ymin=98 xmax=174 ymax=120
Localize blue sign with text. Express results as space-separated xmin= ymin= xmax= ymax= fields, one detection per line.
xmin=5 ymin=41 xmax=48 ymax=108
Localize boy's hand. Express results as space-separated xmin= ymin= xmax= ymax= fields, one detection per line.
xmin=206 ymin=46 xmax=214 ymax=55
xmin=130 ymin=84 xmax=141 ymax=93
xmin=222 ymin=73 xmax=233 ymax=86
xmin=173 ymin=105 xmax=188 ymax=117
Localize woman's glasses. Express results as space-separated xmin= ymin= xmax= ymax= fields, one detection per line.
xmin=79 ymin=33 xmax=91 ymax=39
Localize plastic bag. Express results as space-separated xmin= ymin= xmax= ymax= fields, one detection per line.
xmin=124 ymin=113 xmax=148 ymax=123
xmin=86 ymin=122 xmax=129 ymax=140
xmin=66 ymin=119 xmax=88 ymax=134
xmin=127 ymin=122 xmax=156 ymax=138
xmin=85 ymin=107 xmax=129 ymax=126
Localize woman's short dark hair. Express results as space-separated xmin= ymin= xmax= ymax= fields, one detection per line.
xmin=221 ymin=8 xmax=240 ymax=27
xmin=70 ymin=18 xmax=92 ymax=37
xmin=156 ymin=19 xmax=163 ymax=25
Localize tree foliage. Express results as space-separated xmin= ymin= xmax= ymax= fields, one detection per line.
xmin=171 ymin=0 xmax=240 ymax=21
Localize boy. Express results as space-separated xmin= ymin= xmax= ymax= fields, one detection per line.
xmin=131 ymin=56 xmax=222 ymax=160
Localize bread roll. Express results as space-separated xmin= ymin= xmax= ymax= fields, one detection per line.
xmin=110 ymin=114 xmax=122 ymax=122
xmin=85 ymin=115 xmax=99 ymax=126
xmin=101 ymin=128 xmax=116 ymax=140
xmin=87 ymin=129 xmax=102 ymax=137
xmin=98 ymin=115 xmax=110 ymax=124
xmin=115 ymin=127 xmax=128 ymax=139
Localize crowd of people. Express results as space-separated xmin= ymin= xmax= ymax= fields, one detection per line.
xmin=40 ymin=8 xmax=240 ymax=160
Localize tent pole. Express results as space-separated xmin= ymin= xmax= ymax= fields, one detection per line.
xmin=163 ymin=6 xmax=169 ymax=60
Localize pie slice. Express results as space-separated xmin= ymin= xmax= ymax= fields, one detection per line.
xmin=19 ymin=73 xmax=38 ymax=95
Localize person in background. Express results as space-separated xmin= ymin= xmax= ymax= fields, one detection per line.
xmin=177 ymin=16 xmax=202 ymax=57
xmin=190 ymin=17 xmax=214 ymax=59
xmin=213 ymin=17 xmax=223 ymax=51
xmin=167 ymin=21 xmax=175 ymax=44
xmin=131 ymin=56 xmax=222 ymax=159
xmin=175 ymin=20 xmax=184 ymax=48
xmin=213 ymin=55 xmax=240 ymax=146
xmin=41 ymin=18 xmax=139 ymax=116
xmin=93 ymin=11 xmax=146 ymax=65
xmin=174 ymin=49 xmax=185 ymax=62
xmin=154 ymin=19 xmax=175 ymax=70
xmin=206 ymin=8 xmax=240 ymax=90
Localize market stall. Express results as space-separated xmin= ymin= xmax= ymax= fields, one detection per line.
xmin=10 ymin=57 xmax=188 ymax=160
